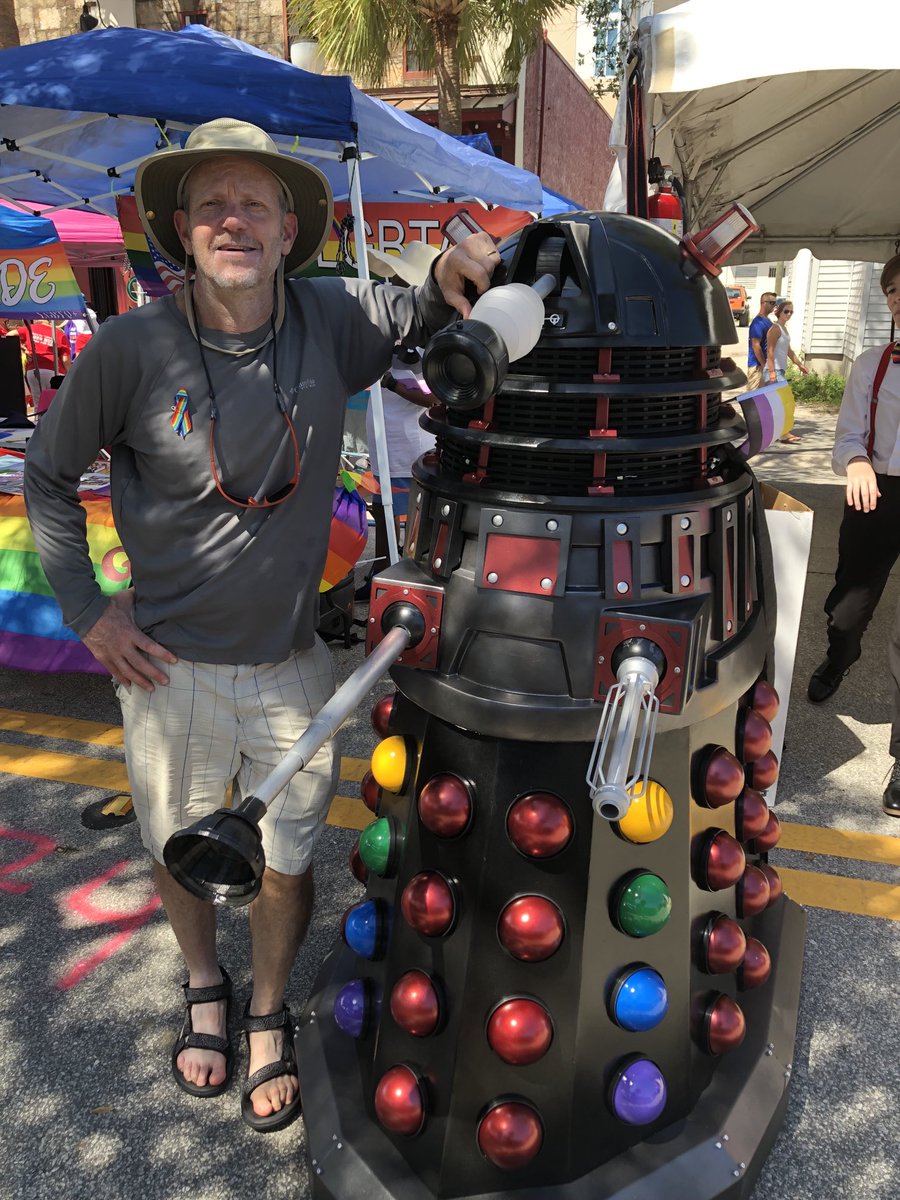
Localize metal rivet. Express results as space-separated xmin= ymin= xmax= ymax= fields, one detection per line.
xmin=726 ymin=620 xmax=733 ymax=632
xmin=487 ymin=571 xmax=498 ymax=583
xmin=607 ymin=321 xmax=617 ymax=331
xmin=680 ymin=517 xmax=691 ymax=529
xmin=369 ymin=617 xmax=375 ymax=623
xmin=746 ymin=602 xmax=752 ymax=613
xmin=492 ymin=514 xmax=503 ymax=526
xmin=540 ymin=578 xmax=552 ymax=590
xmin=616 ymin=581 xmax=629 ymax=594
xmin=680 ymin=574 xmax=691 ymax=587
xmin=434 ymin=557 xmax=442 ymax=568
xmin=733 ymin=1170 xmax=741 ymax=1178
xmin=430 ymin=627 xmax=437 ymax=635
xmin=402 ymin=588 xmax=409 ymax=595
xmin=739 ymin=1163 xmax=746 ymax=1171
xmin=597 ymin=656 xmax=605 ymax=664
xmin=639 ymin=624 xmax=646 ymax=631
xmin=337 ymin=1143 xmax=343 ymax=1150
xmin=726 ymin=510 xmax=733 ymax=522
xmin=715 ymin=1142 xmax=722 ymax=1150
xmin=673 ymin=666 xmax=681 ymax=674
xmin=546 ymin=519 xmax=558 ymax=531
xmin=616 ymin=522 xmax=628 ymax=535
xmin=722 ymin=1134 xmax=729 ymax=1142
xmin=441 ymin=504 xmax=450 ymax=516
xmin=408 ymin=542 xmax=416 ymax=553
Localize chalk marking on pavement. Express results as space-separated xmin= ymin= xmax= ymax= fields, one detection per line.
xmin=779 ymin=867 xmax=900 ymax=923
xmin=778 ymin=821 xmax=900 ymax=868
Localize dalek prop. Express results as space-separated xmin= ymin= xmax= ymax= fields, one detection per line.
xmin=164 ymin=206 xmax=806 ymax=1199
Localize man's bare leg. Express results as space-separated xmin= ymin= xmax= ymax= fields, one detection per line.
xmin=245 ymin=865 xmax=314 ymax=1117
xmin=154 ymin=861 xmax=228 ymax=1089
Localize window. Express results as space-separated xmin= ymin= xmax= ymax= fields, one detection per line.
xmin=593 ymin=2 xmax=621 ymax=78
xmin=403 ymin=40 xmax=430 ymax=79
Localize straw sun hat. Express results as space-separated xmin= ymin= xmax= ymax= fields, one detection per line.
xmin=134 ymin=118 xmax=333 ymax=275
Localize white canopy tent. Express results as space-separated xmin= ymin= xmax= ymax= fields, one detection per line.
xmin=605 ymin=0 xmax=900 ymax=264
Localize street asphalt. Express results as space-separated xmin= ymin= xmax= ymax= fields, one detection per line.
xmin=2 ymin=376 xmax=899 ymax=1199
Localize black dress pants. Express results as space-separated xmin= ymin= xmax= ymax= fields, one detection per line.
xmin=824 ymin=475 xmax=900 ymax=671
xmin=823 ymin=475 xmax=900 ymax=755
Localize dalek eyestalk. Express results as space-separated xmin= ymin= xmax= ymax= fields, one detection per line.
xmin=423 ymin=273 xmax=556 ymax=410
xmin=587 ymin=639 xmax=666 ymax=821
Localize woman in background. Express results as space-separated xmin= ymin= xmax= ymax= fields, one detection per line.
xmin=766 ymin=298 xmax=809 ymax=443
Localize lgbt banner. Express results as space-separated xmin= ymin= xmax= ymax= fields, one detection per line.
xmin=0 ymin=205 xmax=89 ymax=321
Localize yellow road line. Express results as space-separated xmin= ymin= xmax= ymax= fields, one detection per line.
xmin=780 ymin=866 xmax=900 ymax=923
xmin=0 ymin=707 xmax=124 ymax=747
xmin=0 ymin=743 xmax=131 ymax=791
xmin=0 ymin=742 xmax=370 ymax=829
xmin=779 ymin=821 xmax=900 ymax=867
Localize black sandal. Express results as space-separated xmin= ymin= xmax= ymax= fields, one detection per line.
xmin=240 ymin=1003 xmax=301 ymax=1133
xmin=170 ymin=966 xmax=234 ymax=1098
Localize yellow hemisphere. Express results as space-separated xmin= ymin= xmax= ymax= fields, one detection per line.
xmin=618 ymin=780 xmax=674 ymax=844
xmin=371 ymin=735 xmax=410 ymax=793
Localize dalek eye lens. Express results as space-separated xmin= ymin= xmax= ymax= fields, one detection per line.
xmin=613 ymin=872 xmax=672 ymax=937
xmin=609 ymin=966 xmax=669 ymax=1031
xmin=609 ymin=1057 xmax=667 ymax=1125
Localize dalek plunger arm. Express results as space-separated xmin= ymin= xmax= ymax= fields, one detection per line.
xmin=586 ymin=639 xmax=666 ymax=821
xmin=162 ymin=604 xmax=426 ymax=907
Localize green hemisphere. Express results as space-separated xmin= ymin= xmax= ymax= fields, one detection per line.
xmin=358 ymin=817 xmax=394 ymax=876
xmin=616 ymin=872 xmax=672 ymax=937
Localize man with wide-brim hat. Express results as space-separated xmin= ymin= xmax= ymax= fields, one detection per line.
xmin=24 ymin=117 xmax=501 ymax=1133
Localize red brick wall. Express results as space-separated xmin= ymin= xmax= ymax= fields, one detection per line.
xmin=523 ymin=34 xmax=615 ymax=211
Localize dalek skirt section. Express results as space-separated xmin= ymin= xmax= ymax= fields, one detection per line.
xmin=297 ymin=212 xmax=805 ymax=1200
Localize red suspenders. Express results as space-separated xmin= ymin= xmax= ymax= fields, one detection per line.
xmin=867 ymin=341 xmax=896 ymax=460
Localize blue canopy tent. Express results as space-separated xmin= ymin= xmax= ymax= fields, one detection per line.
xmin=0 ymin=24 xmax=546 ymax=558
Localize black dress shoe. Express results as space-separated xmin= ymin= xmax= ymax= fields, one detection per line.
xmin=807 ymin=658 xmax=848 ymax=703
xmin=883 ymin=761 xmax=900 ymax=817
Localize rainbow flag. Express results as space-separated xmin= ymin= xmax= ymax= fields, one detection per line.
xmin=320 ymin=485 xmax=368 ymax=592
xmin=116 ymin=195 xmax=184 ymax=298
xmin=0 ymin=206 xmax=87 ymax=321
xmin=0 ymin=494 xmax=131 ymax=674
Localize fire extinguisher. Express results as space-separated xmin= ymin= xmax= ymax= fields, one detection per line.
xmin=647 ymin=161 xmax=684 ymax=240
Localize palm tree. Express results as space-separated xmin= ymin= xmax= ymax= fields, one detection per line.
xmin=289 ymin=0 xmax=570 ymax=134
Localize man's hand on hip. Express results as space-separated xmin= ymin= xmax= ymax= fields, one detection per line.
xmin=82 ymin=590 xmax=177 ymax=690
xmin=434 ymin=233 xmax=502 ymax=318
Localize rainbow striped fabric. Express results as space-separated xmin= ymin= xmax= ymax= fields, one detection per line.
xmin=0 ymin=486 xmax=368 ymax=674
xmin=0 ymin=206 xmax=88 ymax=321
xmin=0 ymin=494 xmax=131 ymax=674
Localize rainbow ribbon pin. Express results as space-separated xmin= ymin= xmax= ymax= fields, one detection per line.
xmin=891 ymin=342 xmax=900 ymax=365
xmin=171 ymin=389 xmax=192 ymax=438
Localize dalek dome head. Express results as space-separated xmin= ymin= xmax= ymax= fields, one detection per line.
xmin=423 ymin=210 xmax=745 ymax=420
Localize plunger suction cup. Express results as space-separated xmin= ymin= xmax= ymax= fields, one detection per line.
xmin=163 ymin=797 xmax=266 ymax=907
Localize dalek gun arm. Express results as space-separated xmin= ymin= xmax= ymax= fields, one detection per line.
xmin=423 ymin=273 xmax=557 ymax=411
xmin=587 ymin=638 xmax=666 ymax=821
xmin=162 ymin=603 xmax=427 ymax=907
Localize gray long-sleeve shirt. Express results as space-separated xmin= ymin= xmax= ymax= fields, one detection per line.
xmin=24 ymin=274 xmax=452 ymax=664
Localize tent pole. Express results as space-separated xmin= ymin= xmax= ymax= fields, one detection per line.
xmin=346 ymin=146 xmax=399 ymax=566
